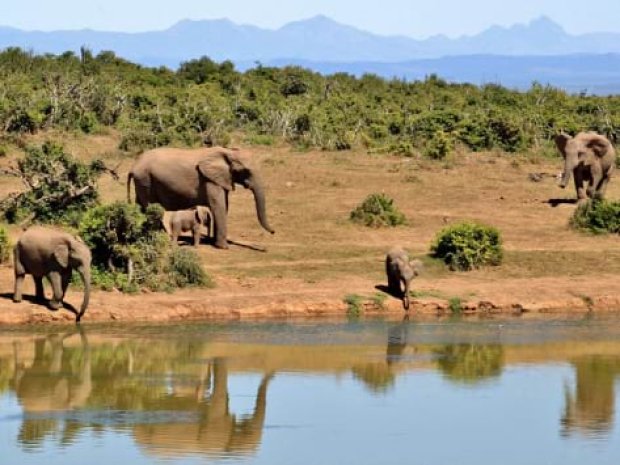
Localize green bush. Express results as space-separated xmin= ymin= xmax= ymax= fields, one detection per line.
xmin=350 ymin=193 xmax=407 ymax=228
xmin=79 ymin=202 xmax=211 ymax=292
xmin=431 ymin=222 xmax=503 ymax=271
xmin=424 ymin=130 xmax=454 ymax=160
xmin=0 ymin=142 xmax=104 ymax=224
xmin=570 ymin=200 xmax=620 ymax=234
xmin=0 ymin=227 xmax=11 ymax=264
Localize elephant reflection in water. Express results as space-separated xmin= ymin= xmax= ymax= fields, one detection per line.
xmin=133 ymin=357 xmax=274 ymax=458
xmin=352 ymin=317 xmax=413 ymax=393
xmin=11 ymin=330 xmax=92 ymax=447
xmin=561 ymin=357 xmax=620 ymax=437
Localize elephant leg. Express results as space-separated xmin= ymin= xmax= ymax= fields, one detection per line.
xmin=13 ymin=274 xmax=25 ymax=303
xmin=192 ymin=224 xmax=201 ymax=247
xmin=595 ymin=176 xmax=610 ymax=200
xmin=574 ymin=171 xmax=587 ymax=203
xmin=48 ymin=272 xmax=64 ymax=310
xmin=61 ymin=272 xmax=71 ymax=299
xmin=34 ymin=277 xmax=45 ymax=302
xmin=207 ymin=183 xmax=229 ymax=249
xmin=402 ymin=279 xmax=411 ymax=311
xmin=587 ymin=165 xmax=603 ymax=199
xmin=13 ymin=249 xmax=26 ymax=303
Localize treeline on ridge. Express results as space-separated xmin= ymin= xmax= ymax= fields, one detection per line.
xmin=0 ymin=47 xmax=619 ymax=155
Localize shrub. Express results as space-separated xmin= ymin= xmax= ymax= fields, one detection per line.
xmin=350 ymin=193 xmax=407 ymax=228
xmin=570 ymin=200 xmax=620 ymax=234
xmin=431 ymin=222 xmax=503 ymax=271
xmin=424 ymin=130 xmax=454 ymax=160
xmin=79 ymin=202 xmax=211 ymax=292
xmin=344 ymin=294 xmax=363 ymax=317
xmin=0 ymin=227 xmax=11 ymax=264
xmin=0 ymin=142 xmax=105 ymax=224
xmin=448 ymin=297 xmax=463 ymax=314
xmin=166 ymin=246 xmax=212 ymax=288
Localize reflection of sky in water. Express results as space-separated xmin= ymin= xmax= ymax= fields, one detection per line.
xmin=1 ymin=320 xmax=620 ymax=465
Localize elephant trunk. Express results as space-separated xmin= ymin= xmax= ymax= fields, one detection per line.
xmin=249 ymin=177 xmax=275 ymax=235
xmin=559 ymin=156 xmax=576 ymax=189
xmin=403 ymin=279 xmax=411 ymax=311
xmin=77 ymin=266 xmax=91 ymax=323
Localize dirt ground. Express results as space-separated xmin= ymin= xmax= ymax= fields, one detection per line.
xmin=0 ymin=132 xmax=619 ymax=325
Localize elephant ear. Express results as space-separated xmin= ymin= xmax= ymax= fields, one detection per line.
xmin=554 ymin=134 xmax=571 ymax=156
xmin=53 ymin=244 xmax=70 ymax=269
xmin=197 ymin=151 xmax=233 ymax=191
xmin=586 ymin=135 xmax=610 ymax=158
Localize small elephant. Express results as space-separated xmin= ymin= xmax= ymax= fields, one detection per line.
xmin=167 ymin=206 xmax=212 ymax=246
xmin=555 ymin=132 xmax=616 ymax=201
xmin=13 ymin=226 xmax=92 ymax=322
xmin=385 ymin=247 xmax=423 ymax=310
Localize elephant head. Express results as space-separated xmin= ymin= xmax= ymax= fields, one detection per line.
xmin=555 ymin=132 xmax=613 ymax=189
xmin=197 ymin=149 xmax=275 ymax=235
xmin=54 ymin=237 xmax=91 ymax=321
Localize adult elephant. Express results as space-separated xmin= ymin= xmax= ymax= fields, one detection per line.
xmin=555 ymin=132 xmax=616 ymax=201
xmin=127 ymin=147 xmax=275 ymax=249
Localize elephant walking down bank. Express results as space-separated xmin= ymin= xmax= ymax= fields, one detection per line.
xmin=127 ymin=147 xmax=275 ymax=249
xmin=13 ymin=227 xmax=92 ymax=322
xmin=385 ymin=247 xmax=423 ymax=310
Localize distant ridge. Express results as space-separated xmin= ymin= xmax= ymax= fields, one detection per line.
xmin=2 ymin=15 xmax=620 ymax=65
xmin=2 ymin=16 xmax=620 ymax=93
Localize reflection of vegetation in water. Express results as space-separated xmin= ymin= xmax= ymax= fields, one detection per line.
xmin=0 ymin=357 xmax=11 ymax=394
xmin=351 ymin=363 xmax=395 ymax=393
xmin=562 ymin=356 xmax=620 ymax=437
xmin=435 ymin=344 xmax=504 ymax=385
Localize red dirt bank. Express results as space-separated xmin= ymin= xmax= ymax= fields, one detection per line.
xmin=1 ymin=271 xmax=618 ymax=325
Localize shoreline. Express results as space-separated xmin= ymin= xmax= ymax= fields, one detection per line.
xmin=1 ymin=285 xmax=618 ymax=326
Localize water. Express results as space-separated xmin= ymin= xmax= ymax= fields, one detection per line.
xmin=1 ymin=317 xmax=620 ymax=465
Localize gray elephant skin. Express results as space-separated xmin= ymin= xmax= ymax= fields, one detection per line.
xmin=385 ymin=247 xmax=422 ymax=310
xmin=166 ymin=206 xmax=212 ymax=246
xmin=13 ymin=226 xmax=92 ymax=322
xmin=555 ymin=132 xmax=616 ymax=201
xmin=127 ymin=147 xmax=275 ymax=249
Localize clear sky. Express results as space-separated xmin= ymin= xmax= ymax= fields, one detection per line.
xmin=3 ymin=0 xmax=620 ymax=38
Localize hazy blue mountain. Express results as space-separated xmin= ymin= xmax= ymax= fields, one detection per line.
xmin=2 ymin=15 xmax=620 ymax=65
xmin=2 ymin=16 xmax=620 ymax=93
xmin=250 ymin=54 xmax=620 ymax=95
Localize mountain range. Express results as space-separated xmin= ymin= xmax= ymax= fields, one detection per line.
xmin=1 ymin=15 xmax=620 ymax=93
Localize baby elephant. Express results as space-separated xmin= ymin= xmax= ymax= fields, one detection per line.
xmin=385 ymin=247 xmax=423 ymax=310
xmin=14 ymin=226 xmax=92 ymax=323
xmin=167 ymin=206 xmax=212 ymax=246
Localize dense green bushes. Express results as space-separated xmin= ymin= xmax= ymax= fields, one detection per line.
xmin=570 ymin=200 xmax=620 ymax=234
xmin=0 ymin=227 xmax=11 ymax=264
xmin=0 ymin=142 xmax=104 ymax=224
xmin=79 ymin=202 xmax=211 ymax=292
xmin=431 ymin=222 xmax=503 ymax=271
xmin=1 ymin=48 xmax=619 ymax=155
xmin=350 ymin=193 xmax=407 ymax=228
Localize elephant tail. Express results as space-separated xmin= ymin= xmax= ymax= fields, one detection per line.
xmin=126 ymin=172 xmax=134 ymax=203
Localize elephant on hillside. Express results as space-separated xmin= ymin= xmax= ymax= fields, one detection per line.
xmin=385 ymin=247 xmax=423 ymax=310
xmin=14 ymin=226 xmax=91 ymax=322
xmin=127 ymin=147 xmax=275 ymax=249
xmin=555 ymin=132 xmax=616 ymax=201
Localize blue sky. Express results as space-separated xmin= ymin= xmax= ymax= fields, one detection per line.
xmin=3 ymin=0 xmax=620 ymax=38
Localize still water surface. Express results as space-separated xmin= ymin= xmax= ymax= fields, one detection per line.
xmin=1 ymin=317 xmax=620 ymax=465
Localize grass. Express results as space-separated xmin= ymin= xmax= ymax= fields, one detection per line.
xmin=448 ymin=297 xmax=463 ymax=315
xmin=344 ymin=294 xmax=364 ymax=317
